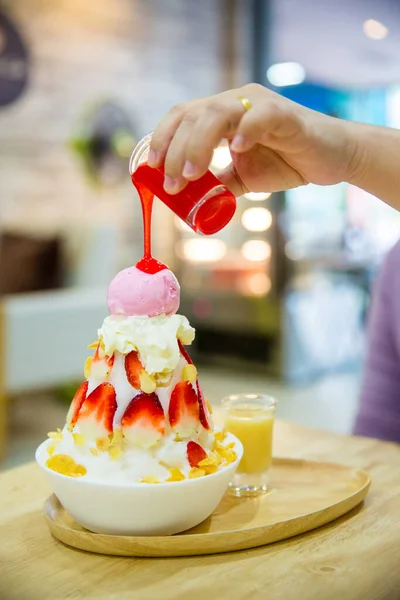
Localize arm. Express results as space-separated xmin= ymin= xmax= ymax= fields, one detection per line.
xmin=354 ymin=243 xmax=400 ymax=443
xmin=148 ymin=83 xmax=400 ymax=212
xmin=347 ymin=122 xmax=400 ymax=212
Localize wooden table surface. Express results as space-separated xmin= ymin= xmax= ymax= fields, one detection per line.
xmin=2 ymin=421 xmax=400 ymax=600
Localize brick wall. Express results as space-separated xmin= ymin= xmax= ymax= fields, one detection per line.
xmin=0 ymin=0 xmax=246 ymax=272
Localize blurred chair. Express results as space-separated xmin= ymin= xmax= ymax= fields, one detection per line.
xmin=0 ymin=288 xmax=108 ymax=460
xmin=0 ymin=223 xmax=119 ymax=461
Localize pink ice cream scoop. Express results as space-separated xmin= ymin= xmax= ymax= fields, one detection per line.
xmin=107 ymin=266 xmax=180 ymax=317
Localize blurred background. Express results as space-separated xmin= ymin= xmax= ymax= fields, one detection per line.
xmin=1 ymin=0 xmax=399 ymax=468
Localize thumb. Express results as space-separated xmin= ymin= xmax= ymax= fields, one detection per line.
xmin=217 ymin=162 xmax=248 ymax=197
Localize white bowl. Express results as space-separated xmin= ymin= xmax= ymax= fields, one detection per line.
xmin=35 ymin=434 xmax=243 ymax=536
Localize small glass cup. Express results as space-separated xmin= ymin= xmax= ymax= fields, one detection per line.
xmin=129 ymin=132 xmax=237 ymax=235
xmin=221 ymin=393 xmax=276 ymax=496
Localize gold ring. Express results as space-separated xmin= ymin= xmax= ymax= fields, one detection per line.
xmin=237 ymin=96 xmax=252 ymax=111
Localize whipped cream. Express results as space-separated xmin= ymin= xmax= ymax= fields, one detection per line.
xmin=50 ymin=427 xmax=222 ymax=484
xmin=98 ymin=313 xmax=195 ymax=375
xmin=42 ymin=305 xmax=226 ymax=485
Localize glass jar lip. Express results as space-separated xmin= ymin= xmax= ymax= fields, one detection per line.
xmin=221 ymin=393 xmax=277 ymax=409
xmin=129 ymin=131 xmax=154 ymax=175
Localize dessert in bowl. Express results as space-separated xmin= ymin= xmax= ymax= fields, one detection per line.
xmin=36 ymin=433 xmax=242 ymax=536
xmin=36 ymin=264 xmax=242 ymax=536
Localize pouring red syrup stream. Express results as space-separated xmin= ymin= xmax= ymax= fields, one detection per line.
xmin=133 ymin=179 xmax=168 ymax=275
xmin=131 ymin=166 xmax=211 ymax=429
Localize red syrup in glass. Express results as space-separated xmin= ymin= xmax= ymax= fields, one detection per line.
xmin=131 ymin=162 xmax=236 ymax=236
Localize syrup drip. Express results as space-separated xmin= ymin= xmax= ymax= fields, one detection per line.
xmin=178 ymin=341 xmax=211 ymax=430
xmin=132 ymin=178 xmax=167 ymax=275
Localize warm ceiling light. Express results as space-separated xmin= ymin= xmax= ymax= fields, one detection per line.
xmin=267 ymin=62 xmax=306 ymax=87
xmin=241 ymin=240 xmax=271 ymax=262
xmin=244 ymin=191 xmax=271 ymax=201
xmin=211 ymin=145 xmax=232 ymax=170
xmin=237 ymin=272 xmax=271 ymax=297
xmin=177 ymin=238 xmax=226 ymax=263
xmin=241 ymin=207 xmax=272 ymax=232
xmin=363 ymin=19 xmax=388 ymax=40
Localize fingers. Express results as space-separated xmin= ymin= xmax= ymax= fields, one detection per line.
xmin=162 ymin=95 xmax=240 ymax=191
xmin=181 ymin=99 xmax=245 ymax=181
xmin=148 ymin=98 xmax=203 ymax=168
xmin=230 ymin=102 xmax=303 ymax=154
xmin=148 ymin=84 xmax=304 ymax=195
xmin=163 ymin=113 xmax=197 ymax=193
xmin=217 ymin=162 xmax=248 ymax=197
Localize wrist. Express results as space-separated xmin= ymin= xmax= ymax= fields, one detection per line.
xmin=343 ymin=121 xmax=370 ymax=188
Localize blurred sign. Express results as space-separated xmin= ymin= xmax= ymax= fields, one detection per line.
xmin=0 ymin=11 xmax=29 ymax=107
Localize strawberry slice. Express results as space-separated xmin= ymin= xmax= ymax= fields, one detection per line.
xmin=187 ymin=441 xmax=207 ymax=468
xmin=178 ymin=341 xmax=211 ymax=430
xmin=76 ymin=382 xmax=117 ymax=436
xmin=125 ymin=351 xmax=144 ymax=389
xmin=169 ymin=381 xmax=200 ymax=438
xmin=67 ymin=381 xmax=88 ymax=427
xmin=121 ymin=392 xmax=165 ymax=448
xmin=196 ymin=381 xmax=212 ymax=430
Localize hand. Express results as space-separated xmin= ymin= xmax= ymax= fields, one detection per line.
xmin=148 ymin=83 xmax=358 ymax=196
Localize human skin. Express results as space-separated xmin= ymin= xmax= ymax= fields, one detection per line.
xmin=148 ymin=83 xmax=400 ymax=443
xmin=147 ymin=83 xmax=400 ymax=211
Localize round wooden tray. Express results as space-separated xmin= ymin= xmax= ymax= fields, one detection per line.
xmin=43 ymin=457 xmax=371 ymax=557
